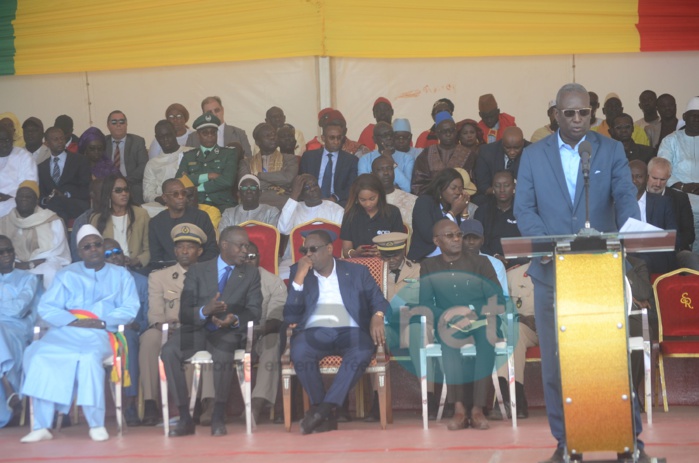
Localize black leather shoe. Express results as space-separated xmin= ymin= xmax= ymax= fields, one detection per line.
xmin=312 ymin=414 xmax=338 ymax=434
xmin=539 ymin=448 xmax=565 ymax=463
xmin=300 ymin=409 xmax=324 ymax=435
xmin=427 ymin=392 xmax=438 ymax=420
xmin=211 ymin=420 xmax=227 ymax=437
xmin=141 ymin=401 xmax=160 ymax=427
xmin=617 ymin=449 xmax=651 ymax=463
xmin=168 ymin=419 xmax=195 ymax=437
xmin=124 ymin=407 xmax=142 ymax=427
xmin=335 ymin=407 xmax=352 ymax=423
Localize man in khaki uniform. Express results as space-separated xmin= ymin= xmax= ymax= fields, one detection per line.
xmin=246 ymin=242 xmax=287 ymax=421
xmin=366 ymin=232 xmax=424 ymax=421
xmin=140 ymin=223 xmax=214 ymax=425
xmin=494 ymin=261 xmax=538 ymax=420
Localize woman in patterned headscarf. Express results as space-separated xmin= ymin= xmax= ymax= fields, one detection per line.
xmin=78 ymin=127 xmax=119 ymax=179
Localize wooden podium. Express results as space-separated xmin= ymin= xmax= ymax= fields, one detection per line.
xmin=502 ymin=230 xmax=674 ymax=463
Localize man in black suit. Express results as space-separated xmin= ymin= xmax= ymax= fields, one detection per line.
xmin=647 ymin=157 xmax=699 ymax=270
xmin=38 ymin=127 xmax=90 ymax=223
xmin=611 ymin=113 xmax=655 ymax=164
xmin=285 ymin=229 xmax=388 ymax=434
xmin=474 ymin=126 xmax=528 ymax=200
xmin=162 ymin=225 xmax=262 ymax=437
xmin=299 ymin=120 xmax=358 ymax=207
xmin=630 ymin=160 xmax=678 ymax=274
xmin=104 ymin=110 xmax=148 ymax=204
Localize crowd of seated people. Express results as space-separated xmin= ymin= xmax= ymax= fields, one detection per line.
xmin=1 ymin=88 xmax=696 ymax=459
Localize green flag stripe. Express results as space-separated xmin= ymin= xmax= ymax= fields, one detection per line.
xmin=0 ymin=0 xmax=17 ymax=76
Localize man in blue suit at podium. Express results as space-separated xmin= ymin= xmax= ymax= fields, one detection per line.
xmin=514 ymin=83 xmax=652 ymax=463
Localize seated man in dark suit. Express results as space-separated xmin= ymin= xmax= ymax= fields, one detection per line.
xmin=285 ymin=229 xmax=388 ymax=434
xmin=647 ymin=156 xmax=699 ymax=270
xmin=474 ymin=126 xmax=529 ymax=201
xmin=629 ymin=160 xmax=678 ymax=274
xmin=299 ymin=117 xmax=358 ymax=207
xmin=161 ymin=225 xmax=262 ymax=437
xmin=38 ymin=127 xmax=91 ymax=223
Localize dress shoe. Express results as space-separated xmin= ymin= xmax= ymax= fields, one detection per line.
xmin=312 ymin=414 xmax=338 ymax=434
xmin=211 ymin=420 xmax=227 ymax=437
xmin=168 ymin=419 xmax=195 ymax=437
xmin=539 ymin=448 xmax=565 ymax=463
xmin=335 ymin=407 xmax=352 ymax=423
xmin=427 ymin=392 xmax=438 ymax=420
xmin=470 ymin=409 xmax=490 ymax=430
xmin=617 ymin=449 xmax=652 ymax=463
xmin=20 ymin=428 xmax=53 ymax=443
xmin=89 ymin=426 xmax=110 ymax=442
xmin=141 ymin=400 xmax=160 ymax=426
xmin=124 ymin=406 xmax=142 ymax=427
xmin=363 ymin=392 xmax=380 ymax=422
xmin=198 ymin=398 xmax=214 ymax=426
xmin=251 ymin=398 xmax=267 ymax=424
xmin=300 ymin=408 xmax=325 ymax=435
xmin=447 ymin=412 xmax=468 ymax=430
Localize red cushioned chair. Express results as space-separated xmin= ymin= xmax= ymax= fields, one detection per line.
xmin=652 ymin=268 xmax=699 ymax=412
xmin=239 ymin=220 xmax=280 ymax=275
xmin=289 ymin=219 xmax=342 ymax=263
xmin=281 ymin=256 xmax=392 ymax=431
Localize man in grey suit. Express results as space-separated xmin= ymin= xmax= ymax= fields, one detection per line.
xmin=186 ymin=96 xmax=252 ymax=158
xmin=161 ymin=225 xmax=262 ymax=438
xmin=104 ymin=110 xmax=148 ymax=204
xmin=514 ymin=83 xmax=652 ymax=463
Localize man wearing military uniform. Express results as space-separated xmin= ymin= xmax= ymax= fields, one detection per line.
xmin=139 ymin=223 xmax=214 ymax=425
xmin=365 ymin=232 xmax=424 ymax=421
xmin=493 ymin=261 xmax=537 ymax=420
xmin=176 ymin=113 xmax=239 ymax=213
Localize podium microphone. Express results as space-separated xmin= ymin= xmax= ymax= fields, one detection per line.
xmin=579 ymin=140 xmax=592 ymax=180
xmin=579 ymin=141 xmax=593 ymax=232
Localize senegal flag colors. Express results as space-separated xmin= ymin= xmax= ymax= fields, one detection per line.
xmin=0 ymin=0 xmax=697 ymax=76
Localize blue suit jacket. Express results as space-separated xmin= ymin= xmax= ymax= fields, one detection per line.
xmin=299 ymin=148 xmax=358 ymax=207
xmin=284 ymin=259 xmax=390 ymax=331
xmin=513 ymin=130 xmax=640 ymax=285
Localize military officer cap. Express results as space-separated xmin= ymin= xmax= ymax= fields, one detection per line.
xmin=193 ymin=112 xmax=221 ymax=131
xmin=373 ymin=232 xmax=409 ymax=254
xmin=171 ymin=223 xmax=207 ymax=245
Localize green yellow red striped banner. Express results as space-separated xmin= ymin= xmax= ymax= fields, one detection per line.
xmin=0 ymin=0 xmax=697 ymax=76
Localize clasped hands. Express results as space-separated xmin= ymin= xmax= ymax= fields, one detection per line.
xmin=203 ymin=292 xmax=237 ymax=328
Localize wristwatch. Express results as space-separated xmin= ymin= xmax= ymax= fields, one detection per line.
xmin=373 ymin=312 xmax=385 ymax=319
xmin=28 ymin=261 xmax=35 ymax=269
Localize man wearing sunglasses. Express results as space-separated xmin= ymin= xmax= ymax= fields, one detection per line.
xmin=515 ymin=83 xmax=649 ymax=463
xmin=218 ymin=175 xmax=280 ymax=233
xmin=148 ymin=178 xmax=218 ymax=269
xmin=418 ymin=219 xmax=503 ymax=432
xmin=285 ymin=229 xmax=389 ymax=434
xmin=477 ymin=93 xmax=517 ymax=144
xmin=104 ymin=110 xmax=148 ymax=205
xmin=21 ymin=224 xmax=140 ymax=443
